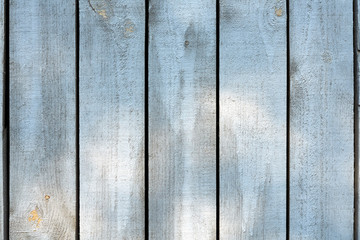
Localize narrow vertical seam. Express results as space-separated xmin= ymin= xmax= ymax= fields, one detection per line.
xmin=286 ymin=0 xmax=290 ymax=239
xmin=354 ymin=0 xmax=359 ymax=239
xmin=75 ymin=0 xmax=80 ymax=239
xmin=3 ymin=0 xmax=9 ymax=238
xmin=145 ymin=0 xmax=149 ymax=239
xmin=216 ymin=0 xmax=220 ymax=239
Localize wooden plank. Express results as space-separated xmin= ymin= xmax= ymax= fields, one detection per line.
xmin=220 ymin=0 xmax=287 ymax=238
xmin=290 ymin=0 xmax=354 ymax=238
xmin=9 ymin=0 xmax=76 ymax=238
xmin=79 ymin=0 xmax=145 ymax=238
xmin=148 ymin=0 xmax=216 ymax=238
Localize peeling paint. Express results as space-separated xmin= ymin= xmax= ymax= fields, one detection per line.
xmin=98 ymin=9 xmax=107 ymax=19
xmin=125 ymin=25 xmax=134 ymax=33
xmin=88 ymin=0 xmax=108 ymax=19
xmin=124 ymin=21 xmax=135 ymax=37
xmin=28 ymin=209 xmax=42 ymax=228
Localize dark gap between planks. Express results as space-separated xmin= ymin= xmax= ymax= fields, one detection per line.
xmin=3 ymin=0 xmax=9 ymax=238
xmin=354 ymin=0 xmax=359 ymax=238
xmin=286 ymin=0 xmax=290 ymax=239
xmin=75 ymin=0 xmax=80 ymax=239
xmin=145 ymin=0 xmax=149 ymax=239
xmin=216 ymin=0 xmax=220 ymax=239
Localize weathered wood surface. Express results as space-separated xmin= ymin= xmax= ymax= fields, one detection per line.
xmin=79 ymin=0 xmax=145 ymax=239
xmin=148 ymin=0 xmax=216 ymax=238
xmin=289 ymin=0 xmax=354 ymax=239
xmin=3 ymin=0 xmax=359 ymax=238
xmin=9 ymin=0 xmax=76 ymax=238
xmin=220 ymin=0 xmax=287 ymax=238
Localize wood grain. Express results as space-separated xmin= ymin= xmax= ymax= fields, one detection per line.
xmin=219 ymin=0 xmax=287 ymax=238
xmin=148 ymin=0 xmax=216 ymax=238
xmin=79 ymin=0 xmax=145 ymax=238
xmin=9 ymin=0 xmax=76 ymax=238
xmin=289 ymin=0 xmax=354 ymax=238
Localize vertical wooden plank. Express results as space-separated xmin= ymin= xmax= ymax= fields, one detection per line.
xmin=149 ymin=0 xmax=216 ymax=239
xmin=290 ymin=0 xmax=354 ymax=238
xmin=79 ymin=0 xmax=145 ymax=238
xmin=10 ymin=0 xmax=76 ymax=239
xmin=9 ymin=1 xmax=76 ymax=238
xmin=220 ymin=0 xmax=287 ymax=238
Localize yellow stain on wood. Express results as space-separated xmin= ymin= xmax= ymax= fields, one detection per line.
xmin=275 ymin=8 xmax=283 ymax=16
xmin=98 ymin=10 xmax=107 ymax=18
xmin=124 ymin=21 xmax=135 ymax=37
xmin=126 ymin=25 xmax=134 ymax=33
xmin=28 ymin=209 xmax=42 ymax=228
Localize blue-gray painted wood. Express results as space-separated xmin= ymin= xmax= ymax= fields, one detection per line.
xmin=9 ymin=0 xmax=76 ymax=238
xmin=220 ymin=0 xmax=287 ymax=238
xmin=5 ymin=1 xmax=358 ymax=238
xmin=290 ymin=0 xmax=354 ymax=238
xmin=79 ymin=0 xmax=145 ymax=238
xmin=149 ymin=0 xmax=216 ymax=238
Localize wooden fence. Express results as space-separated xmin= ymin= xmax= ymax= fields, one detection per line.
xmin=0 ymin=0 xmax=358 ymax=239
